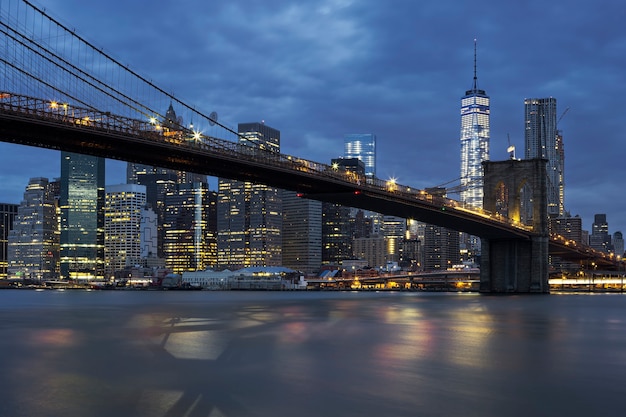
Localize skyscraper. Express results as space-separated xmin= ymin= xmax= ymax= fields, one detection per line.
xmin=524 ymin=97 xmax=561 ymax=217
xmin=460 ymin=40 xmax=490 ymax=209
xmin=59 ymin=151 xmax=105 ymax=280
xmin=0 ymin=203 xmax=19 ymax=279
xmin=8 ymin=178 xmax=59 ymax=281
xmin=104 ymin=184 xmax=147 ymax=277
xmin=164 ymin=182 xmax=216 ymax=273
xmin=589 ymin=213 xmax=611 ymax=253
xmin=217 ymin=122 xmax=282 ymax=269
xmin=282 ymin=191 xmax=322 ymax=274
xmin=344 ymin=133 xmax=376 ymax=179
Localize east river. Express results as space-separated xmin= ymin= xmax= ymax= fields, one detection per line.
xmin=1 ymin=289 xmax=625 ymax=417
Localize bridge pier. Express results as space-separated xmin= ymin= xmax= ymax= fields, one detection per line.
xmin=479 ymin=159 xmax=550 ymax=293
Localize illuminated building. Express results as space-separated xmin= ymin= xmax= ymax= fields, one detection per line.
xmin=127 ymin=103 xmax=206 ymax=258
xmin=460 ymin=40 xmax=490 ymax=209
xmin=382 ymin=216 xmax=406 ymax=263
xmin=163 ymin=183 xmax=216 ymax=273
xmin=322 ymin=158 xmax=366 ymax=265
xmin=59 ymin=152 xmax=105 ymax=280
xmin=1 ymin=203 xmax=20 ymax=279
xmin=344 ymin=134 xmax=376 ymax=179
xmin=104 ymin=184 xmax=147 ymax=277
xmin=217 ymin=122 xmax=282 ymax=269
xmin=282 ymin=191 xmax=322 ymax=274
xmin=550 ymin=214 xmax=582 ymax=244
xmin=524 ymin=97 xmax=562 ymax=217
xmin=352 ymin=236 xmax=386 ymax=269
xmin=8 ymin=178 xmax=59 ymax=280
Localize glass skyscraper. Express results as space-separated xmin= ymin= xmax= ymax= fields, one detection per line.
xmin=59 ymin=151 xmax=105 ymax=280
xmin=460 ymin=41 xmax=490 ymax=209
xmin=217 ymin=122 xmax=282 ymax=269
xmin=524 ymin=97 xmax=562 ymax=217
xmin=344 ymin=133 xmax=376 ymax=179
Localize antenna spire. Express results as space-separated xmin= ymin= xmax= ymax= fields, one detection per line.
xmin=473 ymin=38 xmax=478 ymax=91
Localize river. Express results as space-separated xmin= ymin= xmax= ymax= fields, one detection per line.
xmin=0 ymin=290 xmax=624 ymax=417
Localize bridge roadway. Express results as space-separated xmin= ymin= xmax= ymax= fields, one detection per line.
xmin=0 ymin=92 xmax=618 ymax=268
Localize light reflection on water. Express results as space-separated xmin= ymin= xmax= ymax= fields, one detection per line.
xmin=1 ymin=291 xmax=625 ymax=417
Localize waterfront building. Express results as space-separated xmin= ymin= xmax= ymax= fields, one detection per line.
xmin=104 ymin=184 xmax=147 ymax=278
xmin=382 ymin=215 xmax=406 ymax=264
xmin=524 ymin=97 xmax=562 ymax=217
xmin=282 ymin=190 xmax=322 ymax=274
xmin=140 ymin=206 xmax=158 ymax=260
xmin=352 ymin=236 xmax=386 ymax=269
xmin=344 ymin=134 xmax=376 ymax=180
xmin=8 ymin=178 xmax=59 ymax=280
xmin=0 ymin=203 xmax=19 ymax=279
xmin=59 ymin=152 xmax=105 ymax=280
xmin=217 ymin=122 xmax=282 ymax=269
xmin=163 ymin=182 xmax=217 ymax=274
xmin=460 ymin=40 xmax=490 ymax=209
xmin=589 ymin=213 xmax=611 ymax=253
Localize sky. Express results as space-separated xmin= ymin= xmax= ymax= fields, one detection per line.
xmin=1 ymin=0 xmax=625 ymax=236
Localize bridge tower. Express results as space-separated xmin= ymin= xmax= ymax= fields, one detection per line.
xmin=480 ymin=159 xmax=549 ymax=293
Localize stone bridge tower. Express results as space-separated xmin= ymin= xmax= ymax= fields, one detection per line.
xmin=480 ymin=159 xmax=549 ymax=293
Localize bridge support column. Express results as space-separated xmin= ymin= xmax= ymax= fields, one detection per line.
xmin=480 ymin=236 xmax=549 ymax=293
xmin=480 ymin=159 xmax=550 ymax=293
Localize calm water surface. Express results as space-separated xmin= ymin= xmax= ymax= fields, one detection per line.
xmin=0 ymin=290 xmax=625 ymax=417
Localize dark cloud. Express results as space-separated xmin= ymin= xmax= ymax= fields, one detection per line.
xmin=1 ymin=0 xmax=625 ymax=235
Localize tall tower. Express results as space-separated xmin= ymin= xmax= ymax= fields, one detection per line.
xmin=524 ymin=97 xmax=560 ymax=217
xmin=344 ymin=134 xmax=376 ymax=179
xmin=104 ymin=184 xmax=147 ymax=277
xmin=460 ymin=40 xmax=490 ymax=209
xmin=217 ymin=122 xmax=282 ymax=269
xmin=59 ymin=152 xmax=105 ymax=280
xmin=8 ymin=178 xmax=59 ymax=281
xmin=282 ymin=191 xmax=322 ymax=274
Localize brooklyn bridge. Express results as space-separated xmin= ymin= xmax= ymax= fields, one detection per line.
xmin=0 ymin=0 xmax=618 ymax=292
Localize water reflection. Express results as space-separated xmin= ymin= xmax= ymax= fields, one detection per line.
xmin=1 ymin=291 xmax=626 ymax=417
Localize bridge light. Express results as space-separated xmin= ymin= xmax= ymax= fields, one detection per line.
xmin=354 ymin=190 xmax=361 ymax=195
xmin=149 ymin=117 xmax=157 ymax=124
xmin=296 ymin=193 xmax=304 ymax=198
xmin=332 ymin=162 xmax=339 ymax=170
xmin=50 ymin=101 xmax=58 ymax=109
xmin=192 ymin=130 xmax=202 ymax=141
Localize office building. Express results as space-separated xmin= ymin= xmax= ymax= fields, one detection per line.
xmin=460 ymin=40 xmax=490 ymax=209
xmin=127 ymin=103 xmax=206 ymax=259
xmin=344 ymin=134 xmax=376 ymax=179
xmin=217 ymin=122 xmax=282 ymax=269
xmin=613 ymin=231 xmax=624 ymax=259
xmin=422 ymin=188 xmax=459 ymax=270
xmin=8 ymin=178 xmax=59 ymax=280
xmin=59 ymin=152 xmax=105 ymax=280
xmin=163 ymin=183 xmax=216 ymax=273
xmin=550 ymin=213 xmax=583 ymax=244
xmin=524 ymin=97 xmax=563 ymax=217
xmin=104 ymin=184 xmax=147 ymax=277
xmin=282 ymin=191 xmax=322 ymax=274
xmin=382 ymin=215 xmax=406 ymax=263
xmin=0 ymin=203 xmax=19 ymax=279
xmin=589 ymin=213 xmax=611 ymax=253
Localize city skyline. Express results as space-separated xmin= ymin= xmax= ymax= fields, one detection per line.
xmin=0 ymin=0 xmax=624 ymax=235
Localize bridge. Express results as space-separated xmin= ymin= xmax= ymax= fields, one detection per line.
xmin=0 ymin=0 xmax=618 ymax=292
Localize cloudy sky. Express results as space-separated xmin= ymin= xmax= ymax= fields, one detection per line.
xmin=1 ymin=0 xmax=625 ymax=236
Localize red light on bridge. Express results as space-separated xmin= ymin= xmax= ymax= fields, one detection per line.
xmin=296 ymin=193 xmax=304 ymax=198
xmin=354 ymin=190 xmax=361 ymax=195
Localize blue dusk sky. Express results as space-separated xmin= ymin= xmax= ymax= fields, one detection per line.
xmin=1 ymin=0 xmax=625 ymax=236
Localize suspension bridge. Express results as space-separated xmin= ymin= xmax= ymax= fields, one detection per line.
xmin=0 ymin=0 xmax=618 ymax=292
